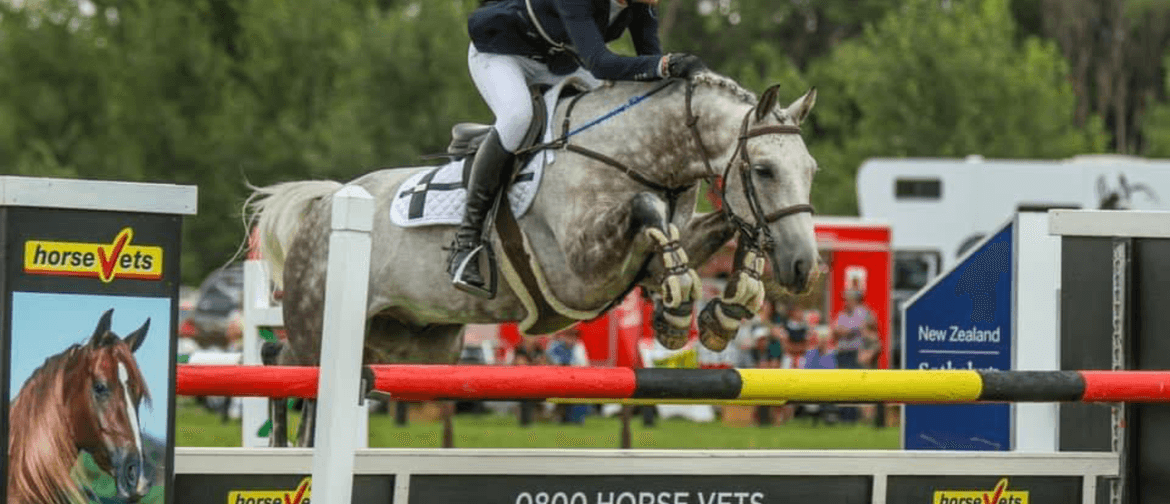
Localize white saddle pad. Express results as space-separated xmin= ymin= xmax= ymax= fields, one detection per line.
xmin=389 ymin=77 xmax=589 ymax=228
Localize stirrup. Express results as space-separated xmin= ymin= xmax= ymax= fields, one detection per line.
xmin=451 ymin=242 xmax=498 ymax=299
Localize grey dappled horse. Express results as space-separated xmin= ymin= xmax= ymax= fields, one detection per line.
xmin=247 ymin=71 xmax=821 ymax=447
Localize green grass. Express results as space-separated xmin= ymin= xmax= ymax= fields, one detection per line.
xmin=176 ymin=398 xmax=900 ymax=450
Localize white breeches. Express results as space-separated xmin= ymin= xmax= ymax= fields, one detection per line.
xmin=468 ymin=43 xmax=601 ymax=152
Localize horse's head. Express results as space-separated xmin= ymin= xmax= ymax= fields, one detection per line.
xmin=713 ymin=82 xmax=820 ymax=294
xmin=70 ymin=308 xmax=152 ymax=501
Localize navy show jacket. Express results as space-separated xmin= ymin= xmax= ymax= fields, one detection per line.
xmin=468 ymin=0 xmax=663 ymax=81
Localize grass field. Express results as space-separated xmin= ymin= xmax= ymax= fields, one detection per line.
xmin=176 ymin=398 xmax=901 ymax=450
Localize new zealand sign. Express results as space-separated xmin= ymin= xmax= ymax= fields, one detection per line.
xmin=903 ymin=221 xmax=1014 ymax=450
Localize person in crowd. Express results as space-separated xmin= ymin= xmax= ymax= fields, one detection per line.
xmin=749 ymin=332 xmax=779 ymax=369
xmin=803 ymin=326 xmax=837 ymax=370
xmin=832 ymin=289 xmax=876 ymax=423
xmin=546 ymin=326 xmax=590 ymax=423
xmin=856 ymin=318 xmax=884 ymax=422
xmin=800 ymin=326 xmax=839 ymax=424
xmin=832 ymin=289 xmax=876 ymax=370
xmin=778 ymin=305 xmax=810 ymax=370
xmin=735 ymin=300 xmax=778 ymax=368
xmin=515 ymin=338 xmax=548 ymax=366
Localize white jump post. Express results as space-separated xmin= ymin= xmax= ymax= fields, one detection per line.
xmin=240 ymin=257 xmax=282 ymax=447
xmin=240 ymin=213 xmax=370 ymax=449
xmin=311 ymin=185 xmax=374 ymax=503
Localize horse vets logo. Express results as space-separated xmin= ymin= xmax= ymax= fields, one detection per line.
xmin=933 ymin=478 xmax=1028 ymax=504
xmin=227 ymin=477 xmax=311 ymax=504
xmin=24 ymin=227 xmax=163 ymax=283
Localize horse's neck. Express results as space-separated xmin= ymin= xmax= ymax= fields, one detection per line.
xmin=687 ymin=85 xmax=754 ymax=175
xmin=8 ymin=353 xmax=87 ymax=504
xmin=562 ymin=81 xmax=751 ymax=189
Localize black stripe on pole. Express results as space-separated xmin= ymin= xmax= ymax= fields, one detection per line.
xmin=977 ymin=370 xmax=1086 ymax=402
xmin=633 ymin=369 xmax=742 ymax=399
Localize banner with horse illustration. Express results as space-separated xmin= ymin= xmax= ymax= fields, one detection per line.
xmin=0 ymin=177 xmax=194 ymax=504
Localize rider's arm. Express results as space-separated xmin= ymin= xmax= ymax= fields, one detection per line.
xmin=556 ymin=0 xmax=663 ymax=81
xmin=627 ymin=4 xmax=662 ymax=57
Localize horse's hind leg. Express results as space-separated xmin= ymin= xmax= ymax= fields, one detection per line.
xmin=291 ymin=316 xmax=466 ymax=448
xmin=296 ymin=400 xmax=317 ymax=447
xmin=261 ymin=340 xmax=289 ymax=447
xmin=364 ymin=315 xmax=465 ymax=447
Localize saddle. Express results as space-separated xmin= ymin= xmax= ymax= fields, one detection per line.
xmin=441 ymin=84 xmax=563 ymax=187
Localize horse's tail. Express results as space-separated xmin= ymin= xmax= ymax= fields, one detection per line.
xmin=245 ymin=180 xmax=343 ymax=288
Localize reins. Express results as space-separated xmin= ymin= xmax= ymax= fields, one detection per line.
xmin=515 ymin=79 xmax=690 ymax=212
xmin=517 ymin=76 xmax=814 ymax=251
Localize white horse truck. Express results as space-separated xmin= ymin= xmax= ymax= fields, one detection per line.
xmin=856 ymin=154 xmax=1170 ymax=365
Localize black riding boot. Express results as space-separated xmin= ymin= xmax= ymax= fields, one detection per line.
xmin=448 ymin=128 xmax=514 ymax=298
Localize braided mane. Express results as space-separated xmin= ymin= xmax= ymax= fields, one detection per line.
xmin=691 ymin=71 xmax=758 ymax=105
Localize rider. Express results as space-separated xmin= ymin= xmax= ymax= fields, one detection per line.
xmin=449 ymin=0 xmax=708 ymax=297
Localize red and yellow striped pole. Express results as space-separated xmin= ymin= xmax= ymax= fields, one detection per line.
xmin=175 ymin=365 xmax=1170 ymax=403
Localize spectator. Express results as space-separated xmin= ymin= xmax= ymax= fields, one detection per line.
xmin=783 ymin=305 xmax=810 ymax=346
xmin=858 ymin=319 xmax=883 ymax=369
xmin=737 ymin=303 xmax=778 ymax=369
xmin=857 ymin=318 xmax=884 ymax=423
xmin=799 ymin=326 xmax=839 ymax=424
xmin=546 ymin=327 xmax=590 ymax=423
xmin=832 ymin=289 xmax=876 ymax=423
xmin=802 ymin=327 xmax=837 ymax=370
xmin=749 ymin=334 xmax=777 ymax=369
xmin=832 ymin=289 xmax=876 ymax=370
xmin=778 ymin=305 xmax=810 ymax=370
xmin=515 ymin=338 xmax=547 ymax=366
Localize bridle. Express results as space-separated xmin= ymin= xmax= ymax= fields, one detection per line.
xmin=522 ymin=77 xmax=814 ymax=252
xmin=683 ymin=78 xmax=815 ymax=252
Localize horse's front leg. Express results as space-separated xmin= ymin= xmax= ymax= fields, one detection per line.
xmin=630 ymin=193 xmax=704 ymax=349
xmin=565 ymin=192 xmax=701 ymax=350
xmin=697 ymin=238 xmax=768 ymax=351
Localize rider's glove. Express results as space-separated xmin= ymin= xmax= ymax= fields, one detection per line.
xmin=662 ymin=53 xmax=707 ymax=79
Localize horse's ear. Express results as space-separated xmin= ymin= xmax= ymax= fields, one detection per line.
xmin=124 ymin=318 xmax=150 ymax=353
xmin=90 ymin=309 xmax=114 ymax=347
xmin=755 ymin=84 xmax=783 ymax=123
xmin=784 ymin=87 xmax=817 ymax=125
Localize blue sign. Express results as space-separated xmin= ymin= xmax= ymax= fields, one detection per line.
xmin=902 ymin=221 xmax=1014 ymax=451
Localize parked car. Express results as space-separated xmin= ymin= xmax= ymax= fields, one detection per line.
xmin=182 ymin=263 xmax=244 ymax=351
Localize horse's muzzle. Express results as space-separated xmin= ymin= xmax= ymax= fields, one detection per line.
xmin=771 ymin=252 xmax=818 ymax=295
xmin=114 ymin=449 xmax=150 ymax=502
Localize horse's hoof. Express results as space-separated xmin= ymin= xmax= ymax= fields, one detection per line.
xmin=653 ymin=321 xmax=690 ymax=350
xmin=652 ymin=303 xmax=692 ymax=350
xmin=699 ymin=329 xmax=731 ymax=352
xmin=696 ymin=300 xmax=740 ymax=352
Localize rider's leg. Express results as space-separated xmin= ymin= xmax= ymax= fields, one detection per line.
xmin=449 ymin=45 xmax=533 ymax=296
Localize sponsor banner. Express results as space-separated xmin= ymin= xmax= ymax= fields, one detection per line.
xmin=903 ymin=222 xmax=1014 ymax=450
xmin=407 ymin=475 xmax=871 ymax=504
xmin=173 ymin=474 xmax=394 ymax=504
xmin=887 ymin=476 xmax=1080 ymax=503
xmin=25 ymin=227 xmax=163 ymax=282
xmin=2 ymin=203 xmax=185 ymax=504
xmin=228 ymin=477 xmax=312 ymax=504
xmin=4 ymin=207 xmax=182 ymax=297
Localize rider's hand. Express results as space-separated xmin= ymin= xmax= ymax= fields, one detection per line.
xmin=662 ymin=53 xmax=707 ymax=79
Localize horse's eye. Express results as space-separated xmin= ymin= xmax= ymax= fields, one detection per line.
xmin=92 ymin=381 xmax=109 ymax=397
xmin=752 ymin=164 xmax=775 ymax=179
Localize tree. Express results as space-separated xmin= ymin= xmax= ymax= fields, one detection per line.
xmin=0 ymin=0 xmax=487 ymax=282
xmin=1032 ymin=0 xmax=1170 ymax=154
xmin=659 ymin=0 xmax=903 ymax=72
xmin=805 ymin=0 xmax=1107 ymax=215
